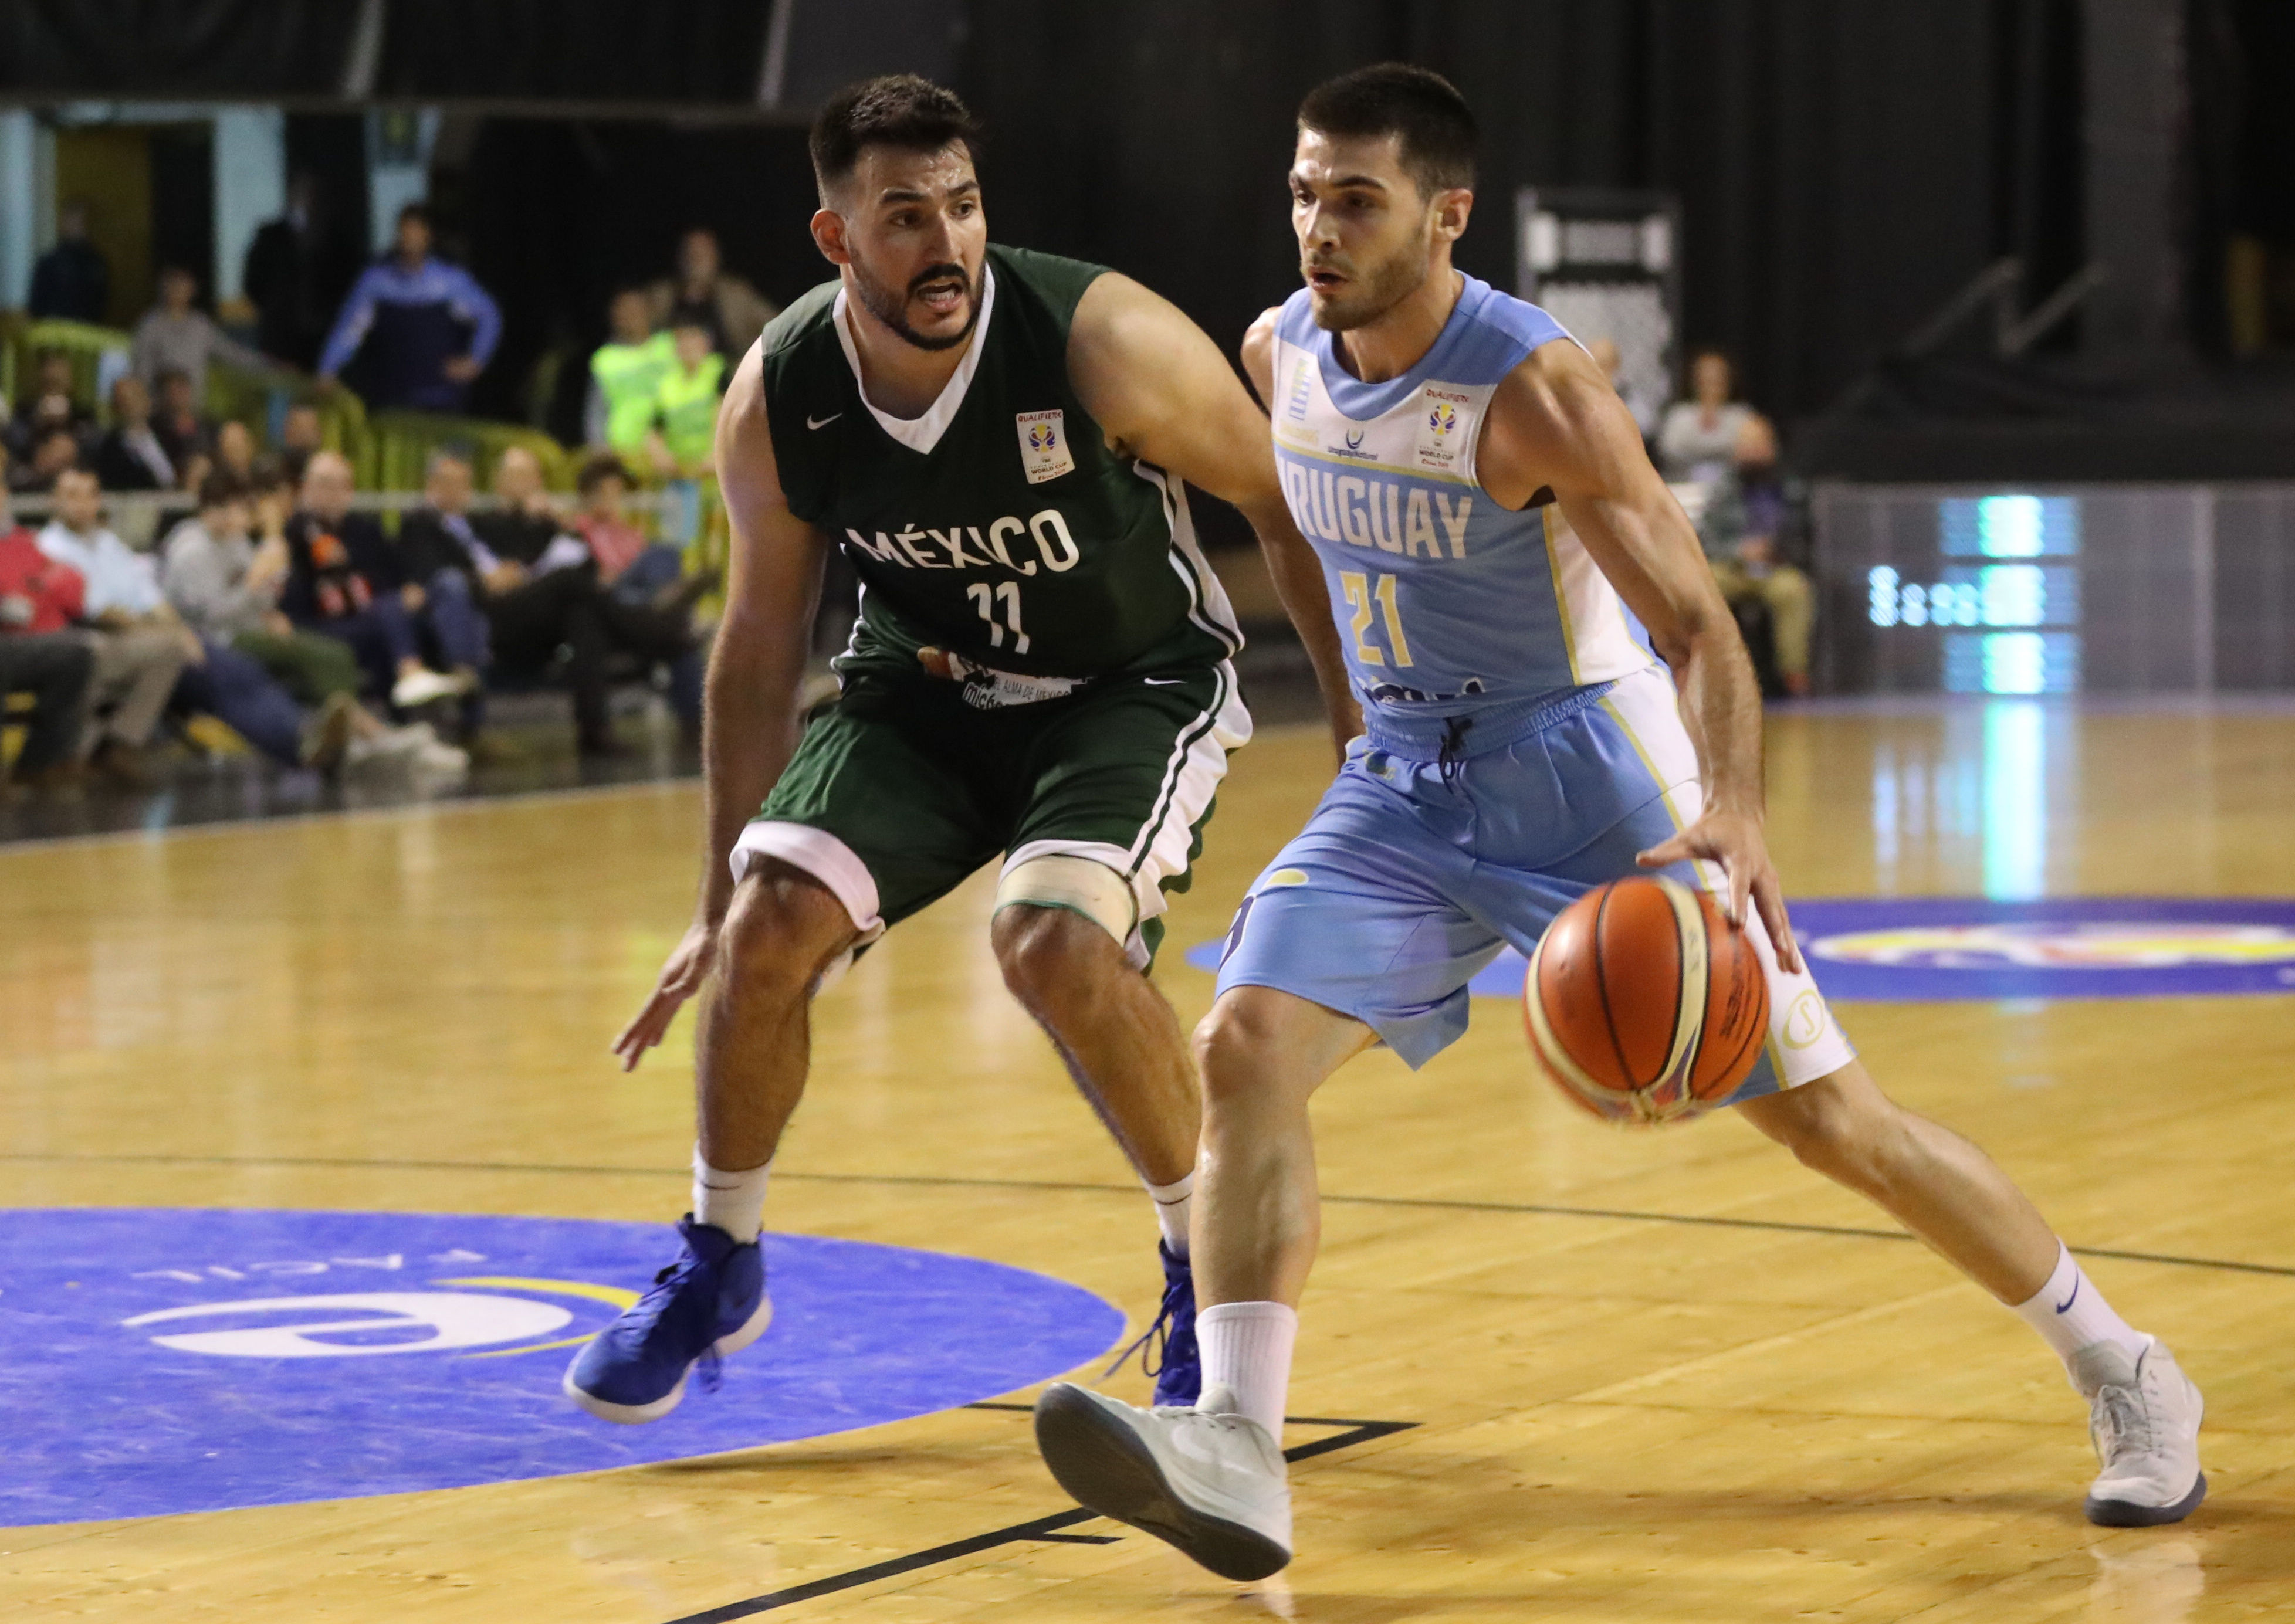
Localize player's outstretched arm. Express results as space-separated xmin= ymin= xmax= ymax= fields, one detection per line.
xmin=1067 ymin=274 xmax=1361 ymax=760
xmin=613 ymin=343 xmax=830 ymax=1070
xmin=1481 ymin=338 xmax=1801 ymax=971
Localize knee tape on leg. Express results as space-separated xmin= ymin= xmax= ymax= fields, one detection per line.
xmin=994 ymin=855 xmax=1138 ymax=945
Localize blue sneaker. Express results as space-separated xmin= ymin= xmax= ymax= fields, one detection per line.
xmin=563 ymin=1216 xmax=771 ymax=1424
xmin=1102 ymin=1240 xmax=1200 ymax=1406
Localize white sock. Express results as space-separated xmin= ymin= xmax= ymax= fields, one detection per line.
xmin=2010 ymin=1241 xmax=2147 ymax=1365
xmin=1197 ymin=1301 xmax=1296 ymax=1440
xmin=1145 ymin=1170 xmax=1194 ymax=1256
xmin=692 ymin=1147 xmax=769 ymax=1243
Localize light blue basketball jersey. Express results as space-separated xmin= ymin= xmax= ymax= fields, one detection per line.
xmin=1269 ymin=274 xmax=1654 ymax=757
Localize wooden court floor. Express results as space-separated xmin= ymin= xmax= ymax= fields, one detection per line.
xmin=4 ymin=699 xmax=2294 ymax=1621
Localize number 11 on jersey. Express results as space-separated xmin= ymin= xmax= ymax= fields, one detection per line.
xmin=1341 ymin=571 xmax=1413 ymax=667
xmin=967 ymin=581 xmax=1030 ymax=655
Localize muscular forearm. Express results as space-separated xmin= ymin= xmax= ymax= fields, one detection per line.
xmin=695 ymin=618 xmax=809 ymax=924
xmin=1241 ymin=500 xmax=1360 ymax=755
xmin=1670 ymin=615 xmax=1767 ymax=818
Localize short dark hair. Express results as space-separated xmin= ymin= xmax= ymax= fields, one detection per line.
xmin=1298 ymin=63 xmax=1477 ymax=199
xmin=809 ymin=74 xmax=980 ymax=201
xmin=199 ymin=468 xmax=251 ymax=510
xmin=398 ymin=201 xmax=432 ymax=230
xmin=576 ymin=450 xmax=629 ymax=494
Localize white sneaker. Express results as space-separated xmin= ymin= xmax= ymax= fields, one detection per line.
xmin=391 ymin=667 xmax=475 ymax=708
xmin=2071 ymin=1337 xmax=2207 ymax=1527
xmin=1034 ymin=1382 xmax=1292 ymax=1580
xmin=411 ymin=738 xmax=469 ymax=778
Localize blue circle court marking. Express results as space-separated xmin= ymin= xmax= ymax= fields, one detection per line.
xmin=1186 ymin=896 xmax=2295 ymax=1003
xmin=0 ymin=1209 xmax=1126 ymax=1527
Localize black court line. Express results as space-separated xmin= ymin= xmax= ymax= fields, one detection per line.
xmin=6 ymin=1152 xmax=2293 ymax=1281
xmin=657 ymin=1413 xmax=1416 ymax=1623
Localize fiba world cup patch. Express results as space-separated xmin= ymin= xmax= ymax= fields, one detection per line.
xmin=1414 ymin=386 xmax=1472 ymax=475
xmin=1016 ymin=409 xmax=1074 ymax=484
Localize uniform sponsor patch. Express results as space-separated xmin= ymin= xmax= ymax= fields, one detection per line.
xmin=1414 ymin=385 xmax=1472 ymax=474
xmin=1016 ymin=409 xmax=1075 ymax=484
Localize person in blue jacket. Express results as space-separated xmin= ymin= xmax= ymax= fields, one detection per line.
xmin=317 ymin=204 xmax=501 ymax=412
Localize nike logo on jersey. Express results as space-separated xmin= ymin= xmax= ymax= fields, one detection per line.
xmin=2056 ymin=1279 xmax=2080 ymax=1314
xmin=807 ymin=412 xmax=842 ymax=430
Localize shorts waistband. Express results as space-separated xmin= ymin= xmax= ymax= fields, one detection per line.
xmin=1359 ymin=680 xmax=1619 ymax=761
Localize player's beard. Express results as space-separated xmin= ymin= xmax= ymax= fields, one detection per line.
xmin=1307 ymin=213 xmax=1436 ymax=333
xmin=851 ymin=257 xmax=983 ymax=352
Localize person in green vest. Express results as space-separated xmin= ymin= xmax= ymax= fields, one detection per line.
xmin=569 ymin=73 xmax=1355 ymax=1432
xmin=585 ymin=289 xmax=676 ymax=467
xmin=647 ymin=320 xmax=726 ymax=479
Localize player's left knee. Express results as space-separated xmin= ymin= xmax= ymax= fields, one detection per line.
xmin=990 ymin=900 xmax=1126 ymax=1013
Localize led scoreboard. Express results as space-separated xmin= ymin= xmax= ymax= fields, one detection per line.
xmin=1812 ymin=485 xmax=2240 ymax=696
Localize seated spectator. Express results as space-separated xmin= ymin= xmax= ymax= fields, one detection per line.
xmin=277 ymin=402 xmax=326 ymax=486
xmin=10 ymin=425 xmax=86 ymax=497
xmin=1657 ymin=351 xmax=1812 ymax=697
xmin=318 ymin=204 xmax=501 ymax=412
xmin=587 ymin=289 xmax=676 ymax=467
xmin=94 ymin=376 xmax=177 ymax=491
xmin=133 ymin=266 xmax=279 ymax=401
xmin=0 ymin=497 xmax=97 ymax=791
xmin=571 ymin=450 xmax=702 ymax=607
xmin=28 ymin=201 xmax=109 ymax=324
xmin=469 ymin=446 xmax=700 ymax=754
xmin=35 ymin=467 xmax=191 ymax=782
xmin=150 ymin=368 xmax=215 ymax=486
xmin=284 ymin=451 xmax=472 ymax=713
xmin=8 ymin=351 xmax=93 ymax=465
xmin=645 ymin=227 xmax=777 ymax=362
xmin=161 ymin=469 xmax=436 ymax=774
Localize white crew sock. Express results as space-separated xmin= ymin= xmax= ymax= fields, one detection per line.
xmin=1145 ymin=1170 xmax=1194 ymax=1256
xmin=2010 ymin=1240 xmax=2147 ymax=1365
xmin=1197 ymin=1301 xmax=1297 ymax=1440
xmin=692 ymin=1148 xmax=770 ymax=1243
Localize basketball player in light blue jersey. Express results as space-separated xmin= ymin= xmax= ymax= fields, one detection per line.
xmin=1034 ymin=65 xmax=2205 ymax=1580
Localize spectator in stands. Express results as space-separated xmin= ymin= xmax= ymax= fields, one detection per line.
xmin=150 ymin=368 xmax=214 ymax=487
xmin=645 ymin=228 xmax=776 ymax=362
xmin=0 ymin=494 xmax=96 ymax=790
xmin=161 ymin=469 xmax=424 ymax=774
xmin=213 ymin=420 xmax=257 ymax=483
xmin=132 ymin=266 xmax=277 ymax=401
xmin=475 ymin=445 xmax=570 ymax=567
xmin=277 ymin=403 xmax=326 ymax=486
xmin=28 ymin=201 xmax=109 ymax=324
xmin=1656 ymin=350 xmax=1812 ymax=697
xmin=10 ymin=425 xmax=84 ymax=497
xmin=8 ymin=351 xmax=92 ymax=464
xmin=242 ymin=172 xmax=361 ymax=371
xmin=284 ymin=450 xmax=472 ymax=712
xmin=648 ymin=321 xmax=726 ymax=480
xmin=93 ymin=376 xmax=175 ymax=492
xmin=572 ymin=450 xmax=704 ymax=608
xmin=317 ymin=204 xmax=502 ymax=412
xmin=36 ymin=467 xmax=191 ymax=784
xmin=588 ymin=289 xmax=676 ymax=467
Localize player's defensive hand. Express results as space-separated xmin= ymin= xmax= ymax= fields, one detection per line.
xmin=612 ymin=918 xmax=720 ymax=1072
xmin=1634 ymin=809 xmax=1803 ymax=974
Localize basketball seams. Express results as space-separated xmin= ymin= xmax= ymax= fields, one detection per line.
xmin=1587 ymin=884 xmax=1641 ymax=1090
xmin=1655 ymin=877 xmax=1708 ymax=1099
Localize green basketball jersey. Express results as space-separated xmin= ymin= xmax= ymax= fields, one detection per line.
xmin=759 ymin=243 xmax=1240 ymax=681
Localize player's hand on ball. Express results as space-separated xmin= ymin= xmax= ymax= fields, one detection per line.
xmin=1634 ymin=809 xmax=1802 ymax=974
xmin=612 ymin=918 xmax=721 ymax=1072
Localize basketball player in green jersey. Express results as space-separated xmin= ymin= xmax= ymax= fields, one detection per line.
xmin=566 ymin=75 xmax=1355 ymax=1424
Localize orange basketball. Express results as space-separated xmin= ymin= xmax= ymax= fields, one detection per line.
xmin=1522 ymin=875 xmax=1770 ymax=1125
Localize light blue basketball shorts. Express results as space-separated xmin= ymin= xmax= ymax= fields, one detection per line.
xmin=1216 ymin=666 xmax=1856 ymax=1102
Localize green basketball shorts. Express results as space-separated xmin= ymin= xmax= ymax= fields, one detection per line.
xmin=732 ymin=660 xmax=1251 ymax=968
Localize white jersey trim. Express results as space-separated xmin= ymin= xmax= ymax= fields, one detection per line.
xmin=831 ymin=265 xmax=998 ymax=456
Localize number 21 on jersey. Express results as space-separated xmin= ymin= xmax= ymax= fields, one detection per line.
xmin=1341 ymin=571 xmax=1412 ymax=667
xmin=967 ymin=581 xmax=1030 ymax=655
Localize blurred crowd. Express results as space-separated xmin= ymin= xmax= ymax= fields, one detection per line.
xmin=1 ymin=185 xmax=768 ymax=796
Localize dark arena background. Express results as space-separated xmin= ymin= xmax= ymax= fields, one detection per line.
xmin=3 ymin=4 xmax=2292 ymax=1620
